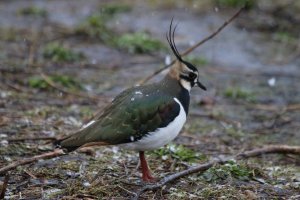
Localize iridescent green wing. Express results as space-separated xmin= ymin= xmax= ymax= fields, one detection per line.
xmin=59 ymin=86 xmax=180 ymax=150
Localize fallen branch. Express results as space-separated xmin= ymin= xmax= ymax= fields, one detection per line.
xmin=138 ymin=6 xmax=245 ymax=85
xmin=132 ymin=145 xmax=300 ymax=200
xmin=250 ymin=103 xmax=300 ymax=112
xmin=0 ymin=149 xmax=65 ymax=175
xmin=236 ymin=145 xmax=300 ymax=158
xmin=7 ymin=136 xmax=57 ymax=142
xmin=0 ymin=173 xmax=9 ymax=199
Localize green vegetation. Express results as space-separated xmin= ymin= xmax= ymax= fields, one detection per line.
xmin=153 ymin=144 xmax=206 ymax=162
xmin=18 ymin=6 xmax=47 ymax=17
xmin=273 ymin=31 xmax=297 ymax=43
xmin=200 ymin=186 xmax=243 ymax=199
xmin=43 ymin=42 xmax=84 ymax=62
xmin=75 ymin=4 xmax=130 ymax=41
xmin=225 ymin=127 xmax=246 ymax=139
xmin=224 ymin=87 xmax=255 ymax=102
xmin=75 ymin=4 xmax=162 ymax=54
xmin=202 ymin=160 xmax=253 ymax=182
xmin=99 ymin=4 xmax=131 ymax=17
xmin=185 ymin=55 xmax=208 ymax=66
xmin=75 ymin=14 xmax=112 ymax=41
xmin=0 ymin=28 xmax=19 ymax=41
xmin=215 ymin=0 xmax=255 ymax=8
xmin=115 ymin=32 xmax=166 ymax=54
xmin=28 ymin=75 xmax=82 ymax=90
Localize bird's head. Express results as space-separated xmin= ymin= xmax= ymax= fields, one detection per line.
xmin=166 ymin=20 xmax=206 ymax=92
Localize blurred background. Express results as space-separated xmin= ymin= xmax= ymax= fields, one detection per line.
xmin=0 ymin=0 xmax=299 ymax=199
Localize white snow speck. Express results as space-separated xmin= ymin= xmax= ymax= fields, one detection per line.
xmin=83 ymin=182 xmax=91 ymax=187
xmin=165 ymin=55 xmax=171 ymax=65
xmin=130 ymin=136 xmax=134 ymax=142
xmin=131 ymin=97 xmax=135 ymax=101
xmin=0 ymin=140 xmax=8 ymax=147
xmin=162 ymin=155 xmax=168 ymax=160
xmin=112 ymin=146 xmax=119 ymax=153
xmin=268 ymin=77 xmax=276 ymax=87
xmin=135 ymin=91 xmax=143 ymax=95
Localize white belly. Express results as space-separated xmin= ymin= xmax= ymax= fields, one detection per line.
xmin=119 ymin=98 xmax=186 ymax=151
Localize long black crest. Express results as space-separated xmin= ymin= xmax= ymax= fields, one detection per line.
xmin=166 ymin=18 xmax=182 ymax=61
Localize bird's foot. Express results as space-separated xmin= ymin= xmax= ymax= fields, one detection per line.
xmin=142 ymin=172 xmax=157 ymax=183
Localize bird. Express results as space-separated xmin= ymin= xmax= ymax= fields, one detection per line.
xmin=55 ymin=20 xmax=206 ymax=182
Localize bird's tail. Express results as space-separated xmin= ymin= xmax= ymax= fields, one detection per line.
xmin=54 ymin=136 xmax=79 ymax=152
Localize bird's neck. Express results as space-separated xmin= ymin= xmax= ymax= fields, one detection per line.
xmin=160 ymin=74 xmax=190 ymax=115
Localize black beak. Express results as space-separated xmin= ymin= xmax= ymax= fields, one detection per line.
xmin=197 ymin=81 xmax=207 ymax=91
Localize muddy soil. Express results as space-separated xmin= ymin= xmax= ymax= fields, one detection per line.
xmin=0 ymin=0 xmax=299 ymax=199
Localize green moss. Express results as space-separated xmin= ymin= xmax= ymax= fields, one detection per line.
xmin=43 ymin=42 xmax=84 ymax=62
xmin=152 ymin=144 xmax=206 ymax=162
xmin=0 ymin=28 xmax=20 ymax=41
xmin=202 ymin=160 xmax=253 ymax=182
xmin=185 ymin=55 xmax=208 ymax=66
xmin=75 ymin=14 xmax=113 ymax=41
xmin=18 ymin=6 xmax=47 ymax=17
xmin=225 ymin=127 xmax=246 ymax=139
xmin=224 ymin=87 xmax=255 ymax=102
xmin=273 ymin=31 xmax=297 ymax=43
xmin=58 ymin=161 xmax=80 ymax=171
xmin=215 ymin=0 xmax=255 ymax=8
xmin=100 ymin=4 xmax=131 ymax=17
xmin=115 ymin=32 xmax=166 ymax=54
xmin=33 ymin=167 xmax=65 ymax=179
xmin=28 ymin=75 xmax=82 ymax=90
xmin=75 ymin=4 xmax=130 ymax=42
xmin=201 ymin=185 xmax=243 ymax=199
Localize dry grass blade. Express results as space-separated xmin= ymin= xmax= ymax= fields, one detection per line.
xmin=0 ymin=149 xmax=65 ymax=175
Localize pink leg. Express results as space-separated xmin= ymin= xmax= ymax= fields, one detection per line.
xmin=139 ymin=151 xmax=156 ymax=182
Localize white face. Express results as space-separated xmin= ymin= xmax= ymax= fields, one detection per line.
xmin=179 ymin=64 xmax=199 ymax=91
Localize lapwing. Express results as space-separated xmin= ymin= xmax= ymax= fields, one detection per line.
xmin=55 ymin=20 xmax=206 ymax=182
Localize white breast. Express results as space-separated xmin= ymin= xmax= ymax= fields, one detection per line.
xmin=119 ymin=98 xmax=187 ymax=151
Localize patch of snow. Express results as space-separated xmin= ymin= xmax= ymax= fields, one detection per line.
xmin=83 ymin=182 xmax=91 ymax=187
xmin=268 ymin=77 xmax=276 ymax=87
xmin=165 ymin=55 xmax=171 ymax=65
xmin=135 ymin=91 xmax=143 ymax=95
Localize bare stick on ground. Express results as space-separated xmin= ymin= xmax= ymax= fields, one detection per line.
xmin=7 ymin=136 xmax=57 ymax=142
xmin=0 ymin=149 xmax=65 ymax=175
xmin=138 ymin=6 xmax=246 ymax=85
xmin=0 ymin=173 xmax=9 ymax=199
xmin=132 ymin=145 xmax=300 ymax=200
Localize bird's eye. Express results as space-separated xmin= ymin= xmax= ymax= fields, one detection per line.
xmin=189 ymin=73 xmax=197 ymax=79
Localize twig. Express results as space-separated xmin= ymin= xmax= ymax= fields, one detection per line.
xmin=137 ymin=6 xmax=245 ymax=85
xmin=7 ymin=136 xmax=57 ymax=142
xmin=236 ymin=145 xmax=300 ymax=158
xmin=0 ymin=173 xmax=9 ymax=199
xmin=0 ymin=149 xmax=65 ymax=175
xmin=249 ymin=103 xmax=300 ymax=112
xmin=40 ymin=72 xmax=111 ymax=102
xmin=132 ymin=145 xmax=300 ymax=199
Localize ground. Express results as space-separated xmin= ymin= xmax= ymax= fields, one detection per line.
xmin=0 ymin=0 xmax=299 ymax=199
